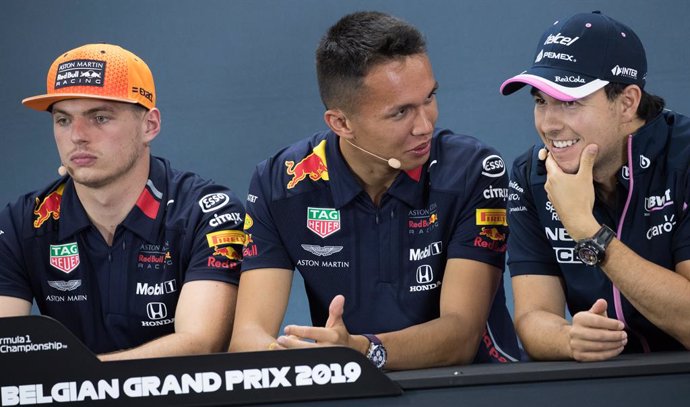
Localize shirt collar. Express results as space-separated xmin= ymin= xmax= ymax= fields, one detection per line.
xmin=58 ymin=156 xmax=167 ymax=243
xmin=120 ymin=157 xmax=168 ymax=242
xmin=325 ymin=131 xmax=430 ymax=209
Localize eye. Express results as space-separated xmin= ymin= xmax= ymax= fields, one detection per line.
xmin=563 ymin=100 xmax=577 ymax=108
xmin=94 ymin=115 xmax=110 ymax=124
xmin=54 ymin=116 xmax=69 ymax=126
xmin=393 ymin=107 xmax=408 ymax=119
xmin=533 ymin=96 xmax=546 ymax=106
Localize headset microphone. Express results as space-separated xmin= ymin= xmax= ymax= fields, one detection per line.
xmin=344 ymin=139 xmax=401 ymax=169
xmin=57 ymin=165 xmax=67 ymax=177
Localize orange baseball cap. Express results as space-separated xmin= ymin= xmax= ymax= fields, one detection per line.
xmin=22 ymin=43 xmax=156 ymax=111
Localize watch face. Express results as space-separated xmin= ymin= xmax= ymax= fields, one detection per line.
xmin=577 ymin=246 xmax=599 ymax=266
xmin=370 ymin=346 xmax=387 ymax=369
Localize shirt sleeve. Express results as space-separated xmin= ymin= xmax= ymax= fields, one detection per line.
xmin=241 ymin=162 xmax=294 ymax=272
xmin=445 ymin=148 xmax=509 ymax=270
xmin=506 ymin=151 xmax=562 ymax=277
xmin=0 ymin=200 xmax=33 ymax=301
xmin=183 ymin=185 xmax=246 ymax=286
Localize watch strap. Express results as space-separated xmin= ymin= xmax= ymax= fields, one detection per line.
xmin=593 ymin=224 xmax=616 ymax=248
xmin=363 ymin=334 xmax=382 ymax=346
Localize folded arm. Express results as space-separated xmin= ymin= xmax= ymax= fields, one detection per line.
xmin=99 ymin=280 xmax=237 ymax=361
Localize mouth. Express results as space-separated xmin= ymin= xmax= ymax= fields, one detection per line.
xmin=408 ymin=140 xmax=431 ymax=155
xmin=69 ymin=152 xmax=98 ymax=167
xmin=550 ymin=138 xmax=581 ymax=149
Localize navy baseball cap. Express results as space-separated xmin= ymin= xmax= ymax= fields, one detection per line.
xmin=500 ymin=11 xmax=647 ymax=101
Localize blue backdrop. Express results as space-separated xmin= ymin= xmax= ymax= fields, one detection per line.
xmin=3 ymin=0 xmax=690 ymax=326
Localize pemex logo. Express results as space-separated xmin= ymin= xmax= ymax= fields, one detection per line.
xmin=285 ymin=140 xmax=329 ymax=189
xmin=307 ymin=207 xmax=341 ymax=238
xmin=49 ymin=242 xmax=80 ymax=273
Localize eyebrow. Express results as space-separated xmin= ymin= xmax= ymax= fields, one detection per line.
xmin=51 ymin=105 xmax=118 ymax=116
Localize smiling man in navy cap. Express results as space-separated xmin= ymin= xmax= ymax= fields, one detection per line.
xmin=501 ymin=11 xmax=690 ymax=361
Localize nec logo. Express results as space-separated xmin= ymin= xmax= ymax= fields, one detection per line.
xmin=410 ymin=241 xmax=442 ymax=261
xmin=146 ymin=302 xmax=168 ymax=320
xmin=553 ymin=247 xmax=581 ymax=264
xmin=544 ymin=227 xmax=573 ymax=242
xmin=416 ymin=265 xmax=434 ymax=284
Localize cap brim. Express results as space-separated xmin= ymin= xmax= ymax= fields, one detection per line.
xmin=22 ymin=93 xmax=139 ymax=111
xmin=500 ymin=68 xmax=609 ymax=101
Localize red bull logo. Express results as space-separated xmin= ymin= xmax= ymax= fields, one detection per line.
xmin=33 ymin=184 xmax=65 ymax=228
xmin=285 ymin=140 xmax=329 ymax=189
xmin=212 ymin=246 xmax=241 ymax=261
xmin=479 ymin=227 xmax=506 ymax=242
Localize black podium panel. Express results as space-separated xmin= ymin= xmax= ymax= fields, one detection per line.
xmin=2 ymin=315 xmax=690 ymax=407
xmin=0 ymin=316 xmax=401 ymax=406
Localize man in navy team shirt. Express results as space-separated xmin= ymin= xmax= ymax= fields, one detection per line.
xmin=0 ymin=43 xmax=244 ymax=360
xmin=230 ymin=11 xmax=520 ymax=369
xmin=501 ymin=11 xmax=690 ymax=361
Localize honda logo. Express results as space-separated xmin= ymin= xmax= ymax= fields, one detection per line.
xmin=416 ymin=265 xmax=434 ymax=284
xmin=146 ymin=302 xmax=168 ymax=320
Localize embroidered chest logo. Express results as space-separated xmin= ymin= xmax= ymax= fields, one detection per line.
xmin=285 ymin=140 xmax=329 ymax=189
xmin=49 ymin=242 xmax=80 ymax=273
xmin=33 ymin=184 xmax=65 ymax=228
xmin=408 ymin=203 xmax=439 ymax=234
xmin=645 ymin=189 xmax=673 ymax=213
xmin=306 ymin=207 xmax=341 ymax=238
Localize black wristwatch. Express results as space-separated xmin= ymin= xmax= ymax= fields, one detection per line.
xmin=363 ymin=334 xmax=387 ymax=369
xmin=574 ymin=224 xmax=616 ymax=266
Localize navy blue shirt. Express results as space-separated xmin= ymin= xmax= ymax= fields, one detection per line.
xmin=0 ymin=156 xmax=244 ymax=354
xmin=242 ymin=129 xmax=520 ymax=363
xmin=508 ymin=111 xmax=690 ymax=353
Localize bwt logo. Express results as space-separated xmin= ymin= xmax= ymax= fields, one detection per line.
xmin=416 ymin=265 xmax=434 ymax=284
xmin=645 ymin=189 xmax=673 ymax=212
xmin=146 ymin=302 xmax=168 ymax=320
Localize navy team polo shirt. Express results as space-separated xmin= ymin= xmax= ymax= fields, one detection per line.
xmin=242 ymin=129 xmax=520 ymax=363
xmin=508 ymin=110 xmax=690 ymax=353
xmin=0 ymin=156 xmax=244 ymax=354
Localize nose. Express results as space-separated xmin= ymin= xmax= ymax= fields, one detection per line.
xmin=535 ymin=104 xmax=564 ymax=137
xmin=69 ymin=117 xmax=90 ymax=144
xmin=412 ymin=104 xmax=436 ymax=137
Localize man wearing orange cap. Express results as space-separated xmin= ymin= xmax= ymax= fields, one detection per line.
xmin=0 ymin=44 xmax=245 ymax=360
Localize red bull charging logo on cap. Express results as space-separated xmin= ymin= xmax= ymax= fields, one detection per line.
xmin=285 ymin=140 xmax=329 ymax=189
xmin=33 ymin=184 xmax=65 ymax=228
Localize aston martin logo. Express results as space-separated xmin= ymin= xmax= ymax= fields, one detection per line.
xmin=47 ymin=280 xmax=82 ymax=292
xmin=301 ymin=244 xmax=343 ymax=257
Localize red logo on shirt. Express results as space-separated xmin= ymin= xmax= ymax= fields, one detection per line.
xmin=33 ymin=184 xmax=65 ymax=228
xmin=285 ymin=140 xmax=329 ymax=189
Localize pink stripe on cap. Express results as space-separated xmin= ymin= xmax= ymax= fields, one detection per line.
xmin=500 ymin=74 xmax=609 ymax=101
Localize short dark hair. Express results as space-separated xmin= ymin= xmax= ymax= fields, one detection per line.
xmin=316 ymin=11 xmax=426 ymax=111
xmin=604 ymin=83 xmax=664 ymax=123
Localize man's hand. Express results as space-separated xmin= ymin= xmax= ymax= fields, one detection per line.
xmin=277 ymin=295 xmax=368 ymax=353
xmin=569 ymin=299 xmax=627 ymax=361
xmin=543 ymin=144 xmax=601 ymax=240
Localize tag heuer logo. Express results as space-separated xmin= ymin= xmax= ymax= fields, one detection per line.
xmin=49 ymin=242 xmax=80 ymax=273
xmin=307 ymin=207 xmax=341 ymax=238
